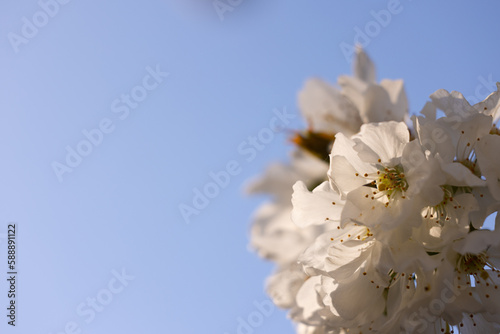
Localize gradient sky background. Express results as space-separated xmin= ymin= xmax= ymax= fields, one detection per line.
xmin=1 ymin=1 xmax=500 ymax=333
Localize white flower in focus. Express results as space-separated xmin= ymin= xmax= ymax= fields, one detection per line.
xmin=329 ymin=121 xmax=443 ymax=231
xmin=291 ymin=181 xmax=426 ymax=331
xmin=411 ymin=115 xmax=494 ymax=231
xmin=401 ymin=215 xmax=500 ymax=332
xmin=290 ymin=117 xmax=500 ymax=332
xmin=430 ymin=85 xmax=500 ymax=199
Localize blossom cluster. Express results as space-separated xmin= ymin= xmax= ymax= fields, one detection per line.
xmin=248 ymin=47 xmax=500 ymax=333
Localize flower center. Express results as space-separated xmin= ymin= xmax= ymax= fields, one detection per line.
xmin=457 ymin=253 xmax=490 ymax=281
xmin=376 ymin=165 xmax=408 ymax=198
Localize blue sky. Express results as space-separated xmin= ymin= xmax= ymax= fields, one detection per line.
xmin=1 ymin=1 xmax=500 ymax=333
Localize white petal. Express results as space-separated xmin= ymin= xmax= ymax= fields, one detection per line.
xmin=352 ymin=121 xmax=409 ymax=164
xmin=326 ymin=272 xmax=385 ymax=321
xmin=329 ymin=132 xmax=374 ymax=196
xmin=353 ymin=46 xmax=376 ymax=83
xmin=298 ymin=78 xmax=362 ymax=135
xmin=476 ymin=134 xmax=500 ymax=200
xmin=359 ymin=84 xmax=394 ymax=123
xmin=402 ymin=144 xmax=447 ymax=206
xmin=420 ymin=101 xmax=437 ymax=120
xmin=439 ymin=160 xmax=486 ymax=187
xmin=291 ymin=181 xmax=343 ymax=228
xmin=452 ymin=229 xmax=499 ymax=255
xmin=412 ymin=115 xmax=455 ymax=162
xmin=430 ymin=88 xmax=476 ymax=119
xmin=379 ymin=79 xmax=408 ymax=122
xmin=338 ymin=75 xmax=368 ymax=118
xmin=295 ymin=276 xmax=325 ymax=322
xmin=267 ymin=265 xmax=307 ymax=308
xmin=473 ymin=82 xmax=500 ymax=123
xmin=328 ymin=155 xmax=370 ymax=197
xmin=250 ymin=202 xmax=323 ymax=265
